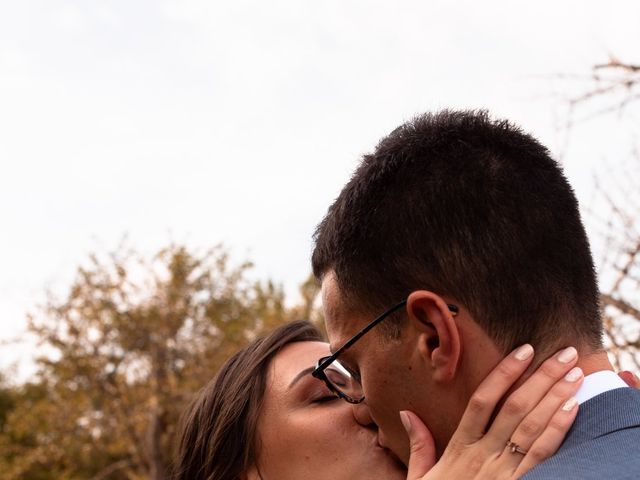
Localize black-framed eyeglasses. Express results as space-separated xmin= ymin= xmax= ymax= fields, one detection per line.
xmin=312 ymin=299 xmax=459 ymax=404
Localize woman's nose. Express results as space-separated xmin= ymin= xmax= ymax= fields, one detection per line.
xmin=352 ymin=401 xmax=375 ymax=427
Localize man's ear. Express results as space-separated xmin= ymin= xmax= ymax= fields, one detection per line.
xmin=406 ymin=290 xmax=461 ymax=383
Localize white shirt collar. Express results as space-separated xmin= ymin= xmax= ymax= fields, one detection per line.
xmin=575 ymin=370 xmax=629 ymax=405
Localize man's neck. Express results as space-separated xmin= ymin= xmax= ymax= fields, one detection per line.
xmin=470 ymin=348 xmax=616 ymax=417
xmin=575 ymin=350 xmax=615 ymax=376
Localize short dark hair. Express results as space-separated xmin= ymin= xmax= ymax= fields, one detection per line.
xmin=312 ymin=110 xmax=602 ymax=352
xmin=173 ymin=320 xmax=323 ymax=480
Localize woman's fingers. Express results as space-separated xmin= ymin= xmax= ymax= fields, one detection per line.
xmin=494 ymin=367 xmax=583 ymax=473
xmin=506 ymin=367 xmax=583 ymax=452
xmin=411 ymin=346 xmax=539 ymax=480
xmin=619 ymin=370 xmax=640 ymax=388
xmin=483 ymin=346 xmax=579 ymax=452
xmin=453 ymin=344 xmax=536 ymax=443
xmin=402 ymin=410 xmax=437 ymax=480
xmin=510 ymin=396 xmax=580 ymax=478
xmin=418 ymin=346 xmax=583 ymax=480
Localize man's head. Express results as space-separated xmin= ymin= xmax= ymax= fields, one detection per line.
xmin=312 ymin=110 xmax=603 ymax=460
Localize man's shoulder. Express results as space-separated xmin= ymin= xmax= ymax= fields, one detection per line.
xmin=522 ymin=427 xmax=640 ymax=479
xmin=522 ymin=387 xmax=640 ymax=479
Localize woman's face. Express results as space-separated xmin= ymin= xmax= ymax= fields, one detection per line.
xmin=248 ymin=341 xmax=406 ymax=480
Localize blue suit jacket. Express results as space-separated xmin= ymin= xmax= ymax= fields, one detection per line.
xmin=522 ymin=387 xmax=640 ymax=479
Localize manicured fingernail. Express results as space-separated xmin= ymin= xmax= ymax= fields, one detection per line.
xmin=562 ymin=397 xmax=578 ymax=412
xmin=557 ymin=347 xmax=577 ymax=364
xmin=564 ymin=367 xmax=583 ymax=382
xmin=514 ymin=344 xmax=534 ymax=361
xmin=399 ymin=411 xmax=412 ymax=435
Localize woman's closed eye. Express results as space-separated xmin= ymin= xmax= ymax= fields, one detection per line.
xmin=309 ymin=385 xmax=340 ymax=404
xmin=312 ymin=394 xmax=339 ymax=404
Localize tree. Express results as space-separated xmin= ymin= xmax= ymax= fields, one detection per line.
xmin=0 ymin=243 xmax=318 ymax=479
xmin=559 ymin=57 xmax=640 ymax=372
xmin=594 ymin=148 xmax=640 ymax=372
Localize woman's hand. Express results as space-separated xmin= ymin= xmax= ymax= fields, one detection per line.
xmin=619 ymin=370 xmax=640 ymax=388
xmin=404 ymin=345 xmax=583 ymax=480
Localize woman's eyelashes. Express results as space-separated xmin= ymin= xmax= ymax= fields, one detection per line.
xmin=309 ymin=385 xmax=339 ymax=404
xmin=312 ymin=395 xmax=339 ymax=404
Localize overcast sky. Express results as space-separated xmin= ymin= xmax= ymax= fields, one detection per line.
xmin=1 ymin=0 xmax=639 ymax=380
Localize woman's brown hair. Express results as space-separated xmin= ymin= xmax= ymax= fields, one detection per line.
xmin=173 ymin=320 xmax=323 ymax=480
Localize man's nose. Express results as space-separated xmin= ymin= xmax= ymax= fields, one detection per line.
xmin=352 ymin=401 xmax=375 ymax=427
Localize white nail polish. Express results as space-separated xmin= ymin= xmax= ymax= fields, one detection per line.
xmin=399 ymin=411 xmax=412 ymax=434
xmin=514 ymin=344 xmax=534 ymax=361
xmin=564 ymin=367 xmax=583 ymax=382
xmin=562 ymin=397 xmax=578 ymax=412
xmin=557 ymin=347 xmax=577 ymax=364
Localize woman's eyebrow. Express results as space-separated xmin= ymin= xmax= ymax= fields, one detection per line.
xmin=288 ymin=366 xmax=315 ymax=389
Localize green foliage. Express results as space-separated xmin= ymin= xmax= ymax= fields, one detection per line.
xmin=0 ymin=243 xmax=319 ymax=480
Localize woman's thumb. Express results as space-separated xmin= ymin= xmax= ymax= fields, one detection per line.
xmin=401 ymin=410 xmax=437 ymax=480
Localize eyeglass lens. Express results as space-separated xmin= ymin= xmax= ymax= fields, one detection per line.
xmin=324 ymin=360 xmax=363 ymax=401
